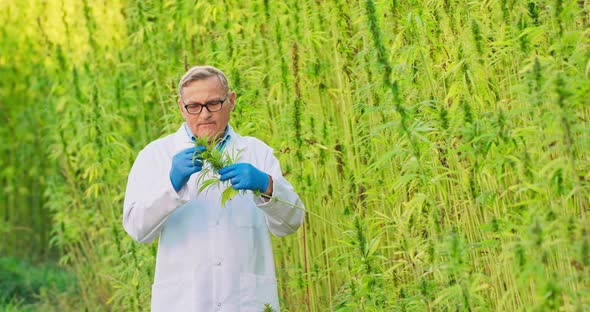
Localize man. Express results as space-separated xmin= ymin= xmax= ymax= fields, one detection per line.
xmin=123 ymin=65 xmax=304 ymax=311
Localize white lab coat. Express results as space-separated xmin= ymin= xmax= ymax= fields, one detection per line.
xmin=123 ymin=124 xmax=304 ymax=312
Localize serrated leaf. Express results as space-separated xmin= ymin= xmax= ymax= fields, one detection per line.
xmin=194 ymin=167 xmax=211 ymax=187
xmin=367 ymin=236 xmax=382 ymax=257
xmin=198 ymin=178 xmax=220 ymax=193
xmin=220 ymin=186 xmax=239 ymax=206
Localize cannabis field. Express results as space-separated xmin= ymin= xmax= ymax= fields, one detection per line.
xmin=1 ymin=0 xmax=589 ymax=311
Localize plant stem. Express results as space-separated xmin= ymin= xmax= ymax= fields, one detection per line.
xmin=257 ymin=191 xmax=341 ymax=229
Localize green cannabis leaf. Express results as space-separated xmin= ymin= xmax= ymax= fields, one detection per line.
xmin=262 ymin=303 xmax=276 ymax=312
xmin=221 ymin=186 xmax=240 ymax=206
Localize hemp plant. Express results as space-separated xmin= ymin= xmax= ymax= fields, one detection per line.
xmin=193 ymin=136 xmax=243 ymax=206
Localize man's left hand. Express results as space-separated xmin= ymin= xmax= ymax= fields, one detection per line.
xmin=219 ymin=163 xmax=270 ymax=193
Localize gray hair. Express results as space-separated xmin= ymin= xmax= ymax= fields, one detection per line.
xmin=178 ymin=65 xmax=230 ymax=97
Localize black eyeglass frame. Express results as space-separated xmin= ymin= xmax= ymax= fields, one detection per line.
xmin=181 ymin=95 xmax=229 ymax=115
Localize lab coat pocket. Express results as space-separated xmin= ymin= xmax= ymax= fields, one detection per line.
xmin=151 ymin=278 xmax=195 ymax=312
xmin=239 ymin=272 xmax=279 ymax=312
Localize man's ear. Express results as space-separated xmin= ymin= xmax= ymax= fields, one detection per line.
xmin=177 ymin=98 xmax=184 ymax=112
xmin=228 ymin=92 xmax=236 ymax=111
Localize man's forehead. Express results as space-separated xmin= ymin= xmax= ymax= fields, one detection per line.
xmin=185 ymin=76 xmax=224 ymax=89
xmin=183 ymin=78 xmax=225 ymax=100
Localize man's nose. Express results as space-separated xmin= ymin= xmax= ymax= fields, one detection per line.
xmin=200 ymin=108 xmax=212 ymax=119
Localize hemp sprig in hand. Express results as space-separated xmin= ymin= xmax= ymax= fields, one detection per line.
xmin=193 ymin=136 xmax=243 ymax=205
xmin=193 ymin=137 xmax=318 ymax=224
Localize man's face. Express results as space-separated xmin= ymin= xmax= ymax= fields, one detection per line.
xmin=178 ymin=76 xmax=235 ymax=142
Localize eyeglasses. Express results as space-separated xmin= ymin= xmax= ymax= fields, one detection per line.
xmin=181 ymin=95 xmax=228 ymax=115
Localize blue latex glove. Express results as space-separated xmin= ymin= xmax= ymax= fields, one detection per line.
xmin=218 ymin=163 xmax=270 ymax=193
xmin=169 ymin=146 xmax=206 ymax=192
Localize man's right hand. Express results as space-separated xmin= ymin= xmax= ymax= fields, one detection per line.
xmin=169 ymin=146 xmax=206 ymax=192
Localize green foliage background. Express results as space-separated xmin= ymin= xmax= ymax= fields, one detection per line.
xmin=1 ymin=0 xmax=589 ymax=311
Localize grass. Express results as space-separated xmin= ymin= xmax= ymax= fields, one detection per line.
xmin=0 ymin=257 xmax=78 ymax=311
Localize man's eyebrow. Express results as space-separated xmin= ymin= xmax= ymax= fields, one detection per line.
xmin=186 ymin=98 xmax=224 ymax=105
